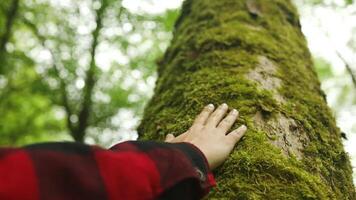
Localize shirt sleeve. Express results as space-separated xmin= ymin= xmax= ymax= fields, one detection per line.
xmin=108 ymin=140 xmax=217 ymax=200
xmin=0 ymin=140 xmax=216 ymax=200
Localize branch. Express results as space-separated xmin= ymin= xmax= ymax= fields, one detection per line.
xmin=75 ymin=0 xmax=109 ymax=142
xmin=0 ymin=0 xmax=19 ymax=53
xmin=335 ymin=50 xmax=356 ymax=90
xmin=21 ymin=18 xmax=76 ymax=134
xmin=317 ymin=18 xmax=356 ymax=90
xmin=0 ymin=0 xmax=19 ymax=72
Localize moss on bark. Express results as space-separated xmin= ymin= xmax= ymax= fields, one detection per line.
xmin=137 ymin=0 xmax=356 ymax=199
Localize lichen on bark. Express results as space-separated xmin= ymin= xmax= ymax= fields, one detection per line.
xmin=137 ymin=0 xmax=356 ymax=199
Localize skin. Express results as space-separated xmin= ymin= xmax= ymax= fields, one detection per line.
xmin=165 ymin=103 xmax=247 ymax=170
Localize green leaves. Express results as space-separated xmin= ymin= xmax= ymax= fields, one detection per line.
xmin=345 ymin=0 xmax=354 ymax=5
xmin=313 ymin=57 xmax=333 ymax=81
xmin=0 ymin=0 xmax=177 ymax=145
xmin=302 ymin=0 xmax=354 ymax=5
xmin=0 ymin=66 xmax=65 ymax=146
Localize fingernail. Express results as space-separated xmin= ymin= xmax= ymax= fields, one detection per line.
xmin=241 ymin=125 xmax=247 ymax=131
xmin=207 ymin=104 xmax=214 ymax=109
xmin=221 ymin=103 xmax=228 ymax=108
xmin=232 ymin=109 xmax=238 ymax=114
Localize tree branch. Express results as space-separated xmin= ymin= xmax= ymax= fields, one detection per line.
xmin=0 ymin=0 xmax=19 ymax=72
xmin=335 ymin=50 xmax=356 ymax=90
xmin=0 ymin=0 xmax=19 ymax=53
xmin=318 ymin=20 xmax=356 ymax=90
xmin=22 ymin=18 xmax=76 ymax=135
xmin=75 ymin=0 xmax=109 ymax=142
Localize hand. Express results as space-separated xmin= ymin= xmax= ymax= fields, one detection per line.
xmin=165 ymin=103 xmax=247 ymax=170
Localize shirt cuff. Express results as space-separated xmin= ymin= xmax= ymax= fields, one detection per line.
xmin=110 ymin=140 xmax=217 ymax=198
xmin=172 ymin=142 xmax=217 ymax=193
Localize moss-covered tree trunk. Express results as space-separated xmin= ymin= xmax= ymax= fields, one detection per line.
xmin=137 ymin=0 xmax=355 ymax=199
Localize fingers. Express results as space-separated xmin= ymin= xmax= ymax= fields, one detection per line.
xmin=192 ymin=104 xmax=215 ymax=126
xmin=165 ymin=134 xmax=175 ymax=142
xmin=206 ymin=103 xmax=229 ymax=127
xmin=217 ymin=109 xmax=239 ymax=133
xmin=226 ymin=125 xmax=247 ymax=144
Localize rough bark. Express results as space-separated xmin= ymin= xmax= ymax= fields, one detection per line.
xmin=137 ymin=0 xmax=355 ymax=199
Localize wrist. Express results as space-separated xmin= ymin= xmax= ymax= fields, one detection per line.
xmin=181 ymin=142 xmax=213 ymax=172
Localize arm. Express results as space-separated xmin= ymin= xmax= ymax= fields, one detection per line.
xmin=0 ymin=103 xmax=246 ymax=200
xmin=0 ymin=141 xmax=213 ymax=200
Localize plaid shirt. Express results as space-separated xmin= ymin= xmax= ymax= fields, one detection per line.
xmin=0 ymin=140 xmax=216 ymax=200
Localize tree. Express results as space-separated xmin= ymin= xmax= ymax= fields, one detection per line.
xmin=137 ymin=0 xmax=355 ymax=198
xmin=21 ymin=0 xmax=120 ymax=143
xmin=0 ymin=0 xmax=65 ymax=145
xmin=0 ymin=0 xmax=178 ymax=145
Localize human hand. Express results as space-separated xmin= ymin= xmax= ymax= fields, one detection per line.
xmin=165 ymin=103 xmax=247 ymax=170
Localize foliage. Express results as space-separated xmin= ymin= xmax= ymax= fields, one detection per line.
xmin=0 ymin=0 xmax=180 ymax=145
xmin=304 ymin=0 xmax=354 ymax=6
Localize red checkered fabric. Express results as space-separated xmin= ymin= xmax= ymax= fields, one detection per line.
xmin=0 ymin=140 xmax=216 ymax=200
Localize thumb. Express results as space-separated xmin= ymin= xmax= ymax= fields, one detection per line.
xmin=165 ymin=133 xmax=175 ymax=142
xmin=227 ymin=125 xmax=247 ymax=144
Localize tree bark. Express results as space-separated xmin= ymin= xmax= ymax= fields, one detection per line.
xmin=137 ymin=0 xmax=355 ymax=199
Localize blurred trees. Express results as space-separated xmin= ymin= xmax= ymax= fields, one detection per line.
xmin=0 ymin=0 xmax=61 ymax=145
xmin=297 ymin=0 xmax=356 ymax=141
xmin=0 ymin=0 xmax=19 ymax=65
xmin=0 ymin=0 xmax=179 ymax=145
xmin=301 ymin=0 xmax=356 ymax=90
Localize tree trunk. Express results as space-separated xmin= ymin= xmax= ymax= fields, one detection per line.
xmin=0 ymin=0 xmax=19 ymax=73
xmin=137 ymin=0 xmax=355 ymax=199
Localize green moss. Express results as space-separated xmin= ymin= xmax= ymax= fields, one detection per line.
xmin=138 ymin=0 xmax=355 ymax=199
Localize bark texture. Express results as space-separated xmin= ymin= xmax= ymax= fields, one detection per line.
xmin=137 ymin=0 xmax=355 ymax=199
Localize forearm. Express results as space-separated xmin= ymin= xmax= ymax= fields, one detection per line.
xmin=0 ymin=141 xmax=216 ymax=200
xmin=108 ymin=140 xmax=216 ymax=199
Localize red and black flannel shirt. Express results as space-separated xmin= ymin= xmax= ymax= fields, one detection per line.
xmin=0 ymin=140 xmax=216 ymax=200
